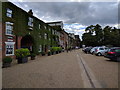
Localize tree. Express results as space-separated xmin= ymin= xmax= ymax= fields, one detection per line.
xmin=94 ymin=24 xmax=103 ymax=46
xmin=82 ymin=24 xmax=120 ymax=47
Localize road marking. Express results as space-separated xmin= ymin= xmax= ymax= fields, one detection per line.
xmin=76 ymin=52 xmax=102 ymax=88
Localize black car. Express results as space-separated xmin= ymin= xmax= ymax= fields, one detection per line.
xmin=104 ymin=47 xmax=120 ymax=61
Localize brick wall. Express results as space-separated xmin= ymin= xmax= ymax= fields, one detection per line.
xmin=0 ymin=22 xmax=2 ymax=62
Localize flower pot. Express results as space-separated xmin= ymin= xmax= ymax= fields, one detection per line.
xmin=51 ymin=52 xmax=54 ymax=55
xmin=42 ymin=54 xmax=45 ymax=56
xmin=31 ymin=57 xmax=35 ymax=60
xmin=56 ymin=51 xmax=58 ymax=54
xmin=2 ymin=63 xmax=11 ymax=68
xmin=17 ymin=57 xmax=28 ymax=64
xmin=48 ymin=52 xmax=51 ymax=56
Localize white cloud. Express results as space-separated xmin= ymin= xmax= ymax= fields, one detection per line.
xmin=64 ymin=23 xmax=86 ymax=39
xmin=8 ymin=0 xmax=118 ymax=2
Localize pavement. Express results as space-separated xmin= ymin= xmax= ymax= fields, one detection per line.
xmin=2 ymin=50 xmax=84 ymax=88
xmin=2 ymin=49 xmax=118 ymax=88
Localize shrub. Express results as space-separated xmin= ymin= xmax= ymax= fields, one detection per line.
xmin=15 ymin=48 xmax=30 ymax=58
xmin=58 ymin=47 xmax=62 ymax=51
xmin=40 ymin=52 xmax=45 ymax=56
xmin=50 ymin=47 xmax=62 ymax=52
xmin=3 ymin=57 xmax=12 ymax=63
xmin=31 ymin=53 xmax=36 ymax=57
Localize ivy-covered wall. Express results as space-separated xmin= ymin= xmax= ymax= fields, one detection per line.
xmin=2 ymin=2 xmax=59 ymax=54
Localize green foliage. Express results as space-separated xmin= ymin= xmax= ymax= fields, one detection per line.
xmin=82 ymin=24 xmax=120 ymax=47
xmin=3 ymin=57 xmax=12 ymax=63
xmin=31 ymin=53 xmax=36 ymax=57
xmin=15 ymin=48 xmax=30 ymax=58
xmin=40 ymin=52 xmax=45 ymax=56
xmin=2 ymin=2 xmax=58 ymax=55
xmin=50 ymin=47 xmax=62 ymax=52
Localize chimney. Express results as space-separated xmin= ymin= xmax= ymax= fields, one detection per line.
xmin=28 ymin=9 xmax=33 ymax=16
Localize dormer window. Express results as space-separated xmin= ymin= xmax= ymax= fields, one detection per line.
xmin=28 ymin=17 xmax=33 ymax=27
xmin=6 ymin=8 xmax=12 ymax=18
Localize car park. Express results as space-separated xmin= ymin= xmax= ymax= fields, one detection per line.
xmin=104 ymin=47 xmax=120 ymax=62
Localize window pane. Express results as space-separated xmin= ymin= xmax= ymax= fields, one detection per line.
xmin=6 ymin=22 xmax=13 ymax=35
xmin=28 ymin=17 xmax=33 ymax=27
xmin=6 ymin=8 xmax=12 ymax=18
xmin=39 ymin=24 xmax=41 ymax=29
xmin=6 ymin=45 xmax=14 ymax=55
xmin=7 ymin=8 xmax=12 ymax=13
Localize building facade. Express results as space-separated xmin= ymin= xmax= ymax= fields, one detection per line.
xmin=1 ymin=2 xmax=81 ymax=60
xmin=2 ymin=2 xmax=59 ymax=59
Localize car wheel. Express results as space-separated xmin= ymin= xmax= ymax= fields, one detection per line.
xmin=97 ymin=52 xmax=102 ymax=56
xmin=116 ymin=57 xmax=120 ymax=62
xmin=92 ymin=51 xmax=94 ymax=55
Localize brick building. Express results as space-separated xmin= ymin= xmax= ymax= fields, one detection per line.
xmin=1 ymin=2 xmax=59 ymax=59
xmin=1 ymin=1 xmax=81 ymax=60
xmin=75 ymin=35 xmax=81 ymax=48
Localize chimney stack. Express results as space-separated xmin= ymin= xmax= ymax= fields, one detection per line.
xmin=28 ymin=9 xmax=33 ymax=16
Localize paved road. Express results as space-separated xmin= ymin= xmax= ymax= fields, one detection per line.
xmin=78 ymin=50 xmax=118 ymax=88
xmin=2 ymin=49 xmax=118 ymax=88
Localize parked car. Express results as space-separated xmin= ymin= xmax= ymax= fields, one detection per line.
xmin=90 ymin=47 xmax=98 ymax=54
xmin=82 ymin=47 xmax=86 ymax=52
xmin=94 ymin=47 xmax=109 ymax=56
xmin=83 ymin=47 xmax=93 ymax=54
xmin=104 ymin=47 xmax=120 ymax=61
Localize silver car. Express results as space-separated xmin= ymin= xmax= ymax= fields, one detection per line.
xmin=94 ymin=47 xmax=108 ymax=56
xmin=90 ymin=47 xmax=98 ymax=54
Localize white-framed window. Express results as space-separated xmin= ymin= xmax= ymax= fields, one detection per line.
xmin=52 ymin=30 xmax=54 ymax=35
xmin=44 ymin=33 xmax=47 ymax=39
xmin=49 ymin=28 xmax=51 ymax=31
xmin=49 ymin=38 xmax=51 ymax=41
xmin=5 ymin=42 xmax=15 ymax=56
xmin=39 ymin=45 xmax=42 ymax=52
xmin=39 ymin=35 xmax=41 ymax=38
xmin=6 ymin=22 xmax=13 ymax=35
xmin=28 ymin=17 xmax=33 ymax=27
xmin=39 ymin=24 xmax=41 ymax=29
xmin=6 ymin=8 xmax=12 ymax=18
xmin=44 ymin=26 xmax=46 ymax=29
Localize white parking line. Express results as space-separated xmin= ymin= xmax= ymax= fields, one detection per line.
xmin=76 ymin=52 xmax=102 ymax=88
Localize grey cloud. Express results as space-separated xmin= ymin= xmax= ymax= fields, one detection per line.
xmin=21 ymin=2 xmax=118 ymax=26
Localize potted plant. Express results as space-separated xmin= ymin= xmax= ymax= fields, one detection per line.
xmin=50 ymin=47 xmax=54 ymax=55
xmin=58 ymin=47 xmax=62 ymax=53
xmin=41 ymin=52 xmax=45 ymax=56
xmin=15 ymin=48 xmax=30 ymax=64
xmin=2 ymin=57 xmax=12 ymax=68
xmin=31 ymin=53 xmax=36 ymax=60
xmin=47 ymin=50 xmax=51 ymax=56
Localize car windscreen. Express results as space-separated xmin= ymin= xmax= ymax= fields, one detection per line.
xmin=110 ymin=49 xmax=116 ymax=52
xmin=99 ymin=48 xmax=104 ymax=50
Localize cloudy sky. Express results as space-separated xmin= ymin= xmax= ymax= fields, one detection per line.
xmin=8 ymin=0 xmax=119 ymax=39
